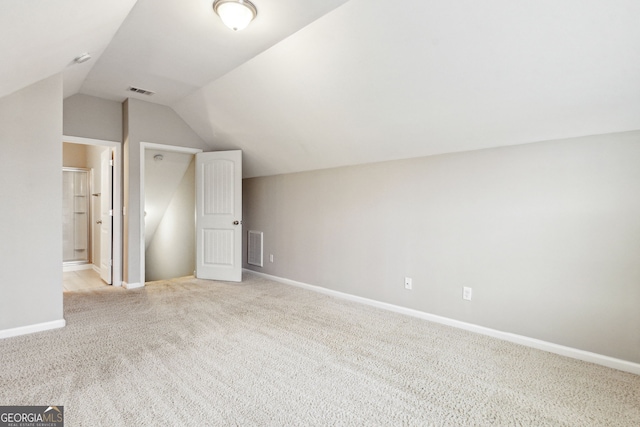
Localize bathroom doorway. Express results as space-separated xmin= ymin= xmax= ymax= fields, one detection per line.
xmin=62 ymin=136 xmax=122 ymax=288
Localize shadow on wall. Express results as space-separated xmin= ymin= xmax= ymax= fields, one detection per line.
xmin=144 ymin=152 xmax=196 ymax=281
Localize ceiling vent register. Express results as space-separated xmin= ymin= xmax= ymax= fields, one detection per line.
xmin=128 ymin=86 xmax=155 ymax=96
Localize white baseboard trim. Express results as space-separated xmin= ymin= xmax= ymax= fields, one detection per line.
xmin=245 ymin=269 xmax=640 ymax=376
xmin=62 ymin=263 xmax=93 ymax=272
xmin=0 ymin=319 xmax=66 ymax=340
xmin=92 ymin=264 xmax=100 ymax=274
xmin=123 ymin=281 xmax=144 ymax=290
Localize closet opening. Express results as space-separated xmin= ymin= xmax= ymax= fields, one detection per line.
xmin=141 ymin=143 xmax=201 ymax=283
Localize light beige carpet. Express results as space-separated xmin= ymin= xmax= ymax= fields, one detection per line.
xmin=1 ymin=273 xmax=638 ymax=426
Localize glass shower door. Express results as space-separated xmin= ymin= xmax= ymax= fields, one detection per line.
xmin=62 ymin=168 xmax=90 ymax=264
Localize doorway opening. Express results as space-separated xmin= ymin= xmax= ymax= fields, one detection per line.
xmin=62 ymin=136 xmax=122 ymax=290
xmin=141 ymin=143 xmax=202 ymax=283
xmin=140 ymin=145 xmax=243 ymax=285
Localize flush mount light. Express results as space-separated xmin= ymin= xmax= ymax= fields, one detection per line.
xmin=154 ymin=154 xmax=164 ymax=162
xmin=74 ymin=53 xmax=92 ymax=64
xmin=213 ymin=0 xmax=257 ymax=31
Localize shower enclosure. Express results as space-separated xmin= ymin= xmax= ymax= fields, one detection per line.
xmin=62 ymin=168 xmax=91 ymax=265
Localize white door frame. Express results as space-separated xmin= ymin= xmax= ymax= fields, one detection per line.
xmin=139 ymin=142 xmax=203 ymax=285
xmin=62 ymin=135 xmax=123 ymax=287
xmin=99 ymin=149 xmax=113 ymax=284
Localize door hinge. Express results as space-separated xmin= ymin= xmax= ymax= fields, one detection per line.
xmin=109 ymin=209 xmax=114 ymax=216
xmin=109 ymin=259 xmax=113 ymax=267
xmin=109 ymin=159 xmax=114 ymax=166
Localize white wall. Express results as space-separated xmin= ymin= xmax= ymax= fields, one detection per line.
xmin=0 ymin=75 xmax=64 ymax=331
xmin=243 ymin=131 xmax=640 ymax=364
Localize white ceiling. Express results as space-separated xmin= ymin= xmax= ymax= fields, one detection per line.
xmin=80 ymin=0 xmax=350 ymax=105
xmin=0 ymin=0 xmax=138 ymax=99
xmin=4 ymin=0 xmax=640 ymax=177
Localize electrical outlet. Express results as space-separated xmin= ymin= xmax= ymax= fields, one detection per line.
xmin=269 ymin=254 xmax=274 ymax=263
xmin=463 ymin=287 xmax=473 ymax=301
xmin=404 ymin=277 xmax=412 ymax=290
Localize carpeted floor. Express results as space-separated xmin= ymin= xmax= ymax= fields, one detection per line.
xmin=1 ymin=273 xmax=639 ymax=426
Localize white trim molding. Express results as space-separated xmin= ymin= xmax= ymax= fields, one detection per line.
xmin=63 ymin=263 xmax=94 ymax=272
xmin=0 ymin=319 xmax=66 ymax=340
xmin=245 ymin=269 xmax=640 ymax=376
xmin=123 ymin=282 xmax=144 ymax=290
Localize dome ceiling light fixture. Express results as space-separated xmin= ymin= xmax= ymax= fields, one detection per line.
xmin=213 ymin=0 xmax=257 ymax=31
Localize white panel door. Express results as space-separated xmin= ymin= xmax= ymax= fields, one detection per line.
xmin=195 ymin=150 xmax=242 ymax=282
xmin=99 ymin=149 xmax=113 ymax=284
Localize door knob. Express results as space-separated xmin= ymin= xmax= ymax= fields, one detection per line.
xmin=96 ymin=220 xmax=102 ymax=224
xmin=233 ymin=220 xmax=241 ymax=225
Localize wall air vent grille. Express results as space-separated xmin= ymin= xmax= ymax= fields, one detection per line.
xmin=247 ymin=230 xmax=263 ymax=267
xmin=128 ymin=86 xmax=155 ymax=96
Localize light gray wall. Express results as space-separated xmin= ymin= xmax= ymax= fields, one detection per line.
xmin=63 ymin=94 xmax=122 ymax=142
xmin=243 ymin=131 xmax=640 ymax=364
xmin=0 ymin=75 xmax=64 ymax=330
xmin=146 ymin=159 xmax=196 ymax=281
xmin=124 ymin=98 xmax=208 ymax=285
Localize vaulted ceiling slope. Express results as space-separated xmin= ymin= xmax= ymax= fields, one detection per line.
xmin=174 ymin=0 xmax=640 ymax=177
xmin=4 ymin=0 xmax=640 ymax=178
xmin=79 ymin=0 xmax=350 ymax=105
xmin=0 ymin=0 xmax=138 ymax=99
